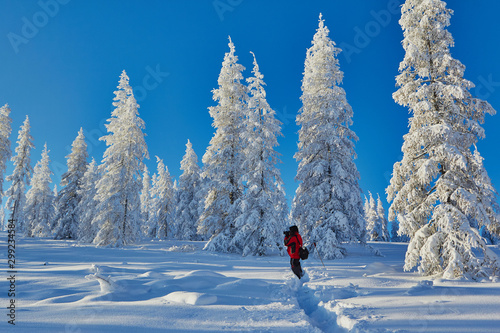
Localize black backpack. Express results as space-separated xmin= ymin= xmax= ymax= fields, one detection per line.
xmin=299 ymin=246 xmax=309 ymax=260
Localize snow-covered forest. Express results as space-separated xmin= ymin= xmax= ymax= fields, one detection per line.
xmin=1 ymin=0 xmax=499 ymax=283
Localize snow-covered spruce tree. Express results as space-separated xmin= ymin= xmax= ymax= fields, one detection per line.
xmin=25 ymin=144 xmax=54 ymax=237
xmin=174 ymin=140 xmax=203 ymax=240
xmin=77 ymin=158 xmax=99 ymax=243
xmin=376 ymin=194 xmax=390 ymax=241
xmin=5 ymin=116 xmax=34 ymax=234
xmin=199 ymin=37 xmax=247 ymax=253
xmin=365 ymin=192 xmax=379 ymax=241
xmin=53 ymin=128 xmax=88 ymax=239
xmin=387 ymin=0 xmax=500 ymax=279
xmin=291 ymin=14 xmax=365 ymax=259
xmin=140 ymin=165 xmax=152 ymax=236
xmin=0 ymin=104 xmax=12 ymax=206
xmin=231 ymin=52 xmax=288 ymax=256
xmin=93 ymin=71 xmax=149 ymax=247
xmin=149 ymin=157 xmax=174 ymax=239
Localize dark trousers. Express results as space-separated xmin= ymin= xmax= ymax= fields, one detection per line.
xmin=290 ymin=258 xmax=303 ymax=279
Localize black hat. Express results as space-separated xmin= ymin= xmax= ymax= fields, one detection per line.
xmin=289 ymin=225 xmax=298 ymax=234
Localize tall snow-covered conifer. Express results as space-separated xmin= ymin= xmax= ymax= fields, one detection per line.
xmin=231 ymin=52 xmax=288 ymax=256
xmin=199 ymin=37 xmax=247 ymax=253
xmin=0 ymin=104 xmax=12 ymax=205
xmin=174 ymin=140 xmax=202 ymax=240
xmin=292 ymin=14 xmax=364 ymax=259
xmin=54 ymin=128 xmax=88 ymax=239
xmin=148 ymin=157 xmax=174 ymax=239
xmin=387 ymin=0 xmax=500 ymax=279
xmin=93 ymin=71 xmax=149 ymax=247
xmin=6 ymin=116 xmax=34 ymax=234
xmin=77 ymin=159 xmax=99 ymax=243
xmin=25 ymin=143 xmax=54 ymax=237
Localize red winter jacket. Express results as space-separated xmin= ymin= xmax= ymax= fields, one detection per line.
xmin=284 ymin=233 xmax=303 ymax=259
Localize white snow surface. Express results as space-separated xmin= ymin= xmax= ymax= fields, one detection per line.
xmin=2 ymin=233 xmax=500 ymax=332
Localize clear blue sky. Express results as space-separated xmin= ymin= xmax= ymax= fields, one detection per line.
xmin=1 ymin=0 xmax=499 ymax=213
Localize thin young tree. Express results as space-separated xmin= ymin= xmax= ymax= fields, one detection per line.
xmin=77 ymin=158 xmax=99 ymax=243
xmin=231 ymin=52 xmax=288 ymax=256
xmin=0 ymin=204 xmax=6 ymax=231
xmin=5 ymin=116 xmax=34 ymax=234
xmin=0 ymin=104 xmax=12 ymax=206
xmin=93 ymin=71 xmax=149 ymax=247
xmin=365 ymin=192 xmax=389 ymax=241
xmin=199 ymin=37 xmax=247 ymax=253
xmin=365 ymin=192 xmax=378 ymax=241
xmin=140 ymin=165 xmax=152 ymax=236
xmin=54 ymin=128 xmax=88 ymax=239
xmin=376 ymin=194 xmax=390 ymax=242
xmin=291 ymin=14 xmax=365 ymax=259
xmin=387 ymin=0 xmax=500 ymax=279
xmin=175 ymin=140 xmax=203 ymax=240
xmin=25 ymin=144 xmax=54 ymax=237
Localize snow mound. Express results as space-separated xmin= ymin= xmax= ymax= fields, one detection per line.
xmin=172 ymin=270 xmax=232 ymax=290
xmin=137 ymin=271 xmax=164 ymax=279
xmin=406 ymin=280 xmax=434 ymax=295
xmin=331 ymin=283 xmax=359 ymax=299
xmin=164 ymin=291 xmax=217 ymax=305
xmin=85 ymin=274 xmax=116 ymax=294
xmin=166 ymin=244 xmax=196 ymax=252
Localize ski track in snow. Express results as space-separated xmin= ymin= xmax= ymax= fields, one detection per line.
xmin=296 ymin=283 xmax=341 ymax=332
xmin=1 ymin=234 xmax=500 ymax=332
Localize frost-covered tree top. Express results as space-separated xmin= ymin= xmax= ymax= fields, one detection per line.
xmin=61 ymin=128 xmax=88 ymax=188
xmin=292 ymin=14 xmax=364 ymax=259
xmin=0 ymin=104 xmax=12 ymax=203
xmin=180 ymin=140 xmax=200 ymax=183
xmin=29 ymin=144 xmax=53 ymax=200
xmin=387 ymin=0 xmax=499 ymax=279
xmin=202 ymin=36 xmax=247 ymax=191
xmin=100 ymin=71 xmax=149 ymax=166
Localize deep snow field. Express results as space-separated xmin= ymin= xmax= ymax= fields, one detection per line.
xmin=1 ymin=231 xmax=500 ymax=333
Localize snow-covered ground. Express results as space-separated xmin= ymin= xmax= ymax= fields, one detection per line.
xmin=1 ymin=231 xmax=499 ymax=332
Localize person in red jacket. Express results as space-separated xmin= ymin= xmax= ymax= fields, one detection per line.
xmin=284 ymin=225 xmax=304 ymax=279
